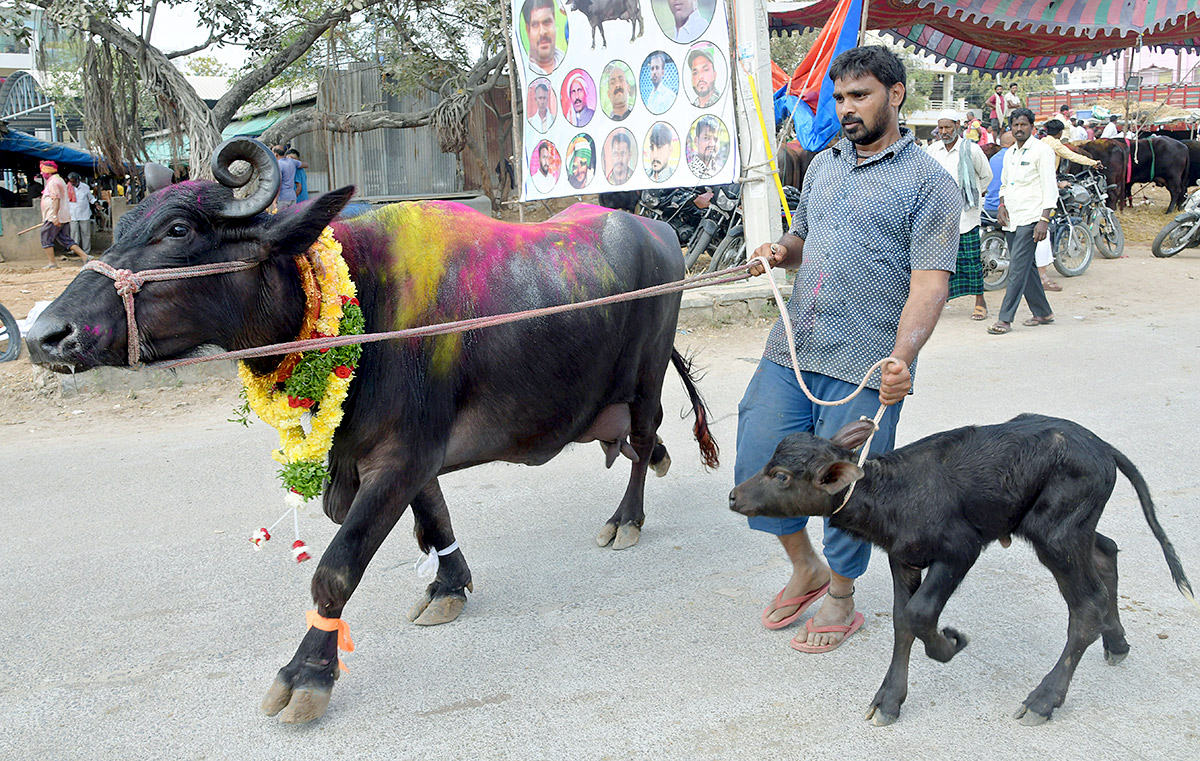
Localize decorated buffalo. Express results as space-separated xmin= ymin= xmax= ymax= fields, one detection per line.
xmin=26 ymin=137 xmax=718 ymax=724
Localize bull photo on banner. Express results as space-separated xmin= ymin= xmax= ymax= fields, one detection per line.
xmin=513 ymin=0 xmax=739 ymax=201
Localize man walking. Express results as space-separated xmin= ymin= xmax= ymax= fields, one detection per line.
xmin=989 ymin=108 xmax=1057 ymax=334
xmin=38 ymin=160 xmax=89 ymax=269
xmin=743 ymin=46 xmax=960 ymax=653
xmin=67 ymin=172 xmax=96 ymax=258
xmin=985 ymin=84 xmax=1008 ymax=134
xmin=272 ymin=145 xmax=302 ymax=210
xmin=928 ymin=111 xmax=992 ymax=320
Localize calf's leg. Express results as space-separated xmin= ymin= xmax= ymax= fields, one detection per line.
xmin=906 ymin=558 xmax=975 ymax=663
xmin=407 ymin=478 xmax=474 ymax=626
xmin=261 ymin=463 xmax=433 ymax=724
xmin=1016 ymin=539 xmax=1109 ymax=725
xmin=866 ymin=558 xmax=922 ymax=726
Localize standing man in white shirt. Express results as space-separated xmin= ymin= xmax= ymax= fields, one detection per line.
xmin=989 ymin=108 xmax=1057 ymax=335
xmin=927 ymin=111 xmax=993 ymax=321
xmin=1101 ymin=115 xmax=1121 ymax=139
xmin=66 ymin=173 xmax=95 ymax=257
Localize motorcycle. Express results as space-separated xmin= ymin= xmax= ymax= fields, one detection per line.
xmin=703 ymin=184 xmax=803 ymax=274
xmin=0 ymin=301 xmax=20 ymax=362
xmin=979 ymin=208 xmax=1009 ymax=291
xmin=1071 ymin=170 xmax=1125 ymax=259
xmin=638 ymin=187 xmax=725 ymax=270
xmin=1050 ymin=178 xmax=1094 ymax=278
xmin=1151 ymin=186 xmax=1200 ymax=258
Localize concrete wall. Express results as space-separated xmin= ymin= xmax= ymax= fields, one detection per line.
xmin=0 ymin=198 xmax=127 ymax=263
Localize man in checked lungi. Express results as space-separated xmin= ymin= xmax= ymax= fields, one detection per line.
xmin=927 ymin=110 xmax=993 ymax=321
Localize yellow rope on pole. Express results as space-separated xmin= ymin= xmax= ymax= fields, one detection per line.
xmin=745 ymin=70 xmax=793 ymax=229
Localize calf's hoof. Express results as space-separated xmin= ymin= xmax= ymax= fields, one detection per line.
xmin=865 ymin=704 xmax=899 ymax=726
xmin=1013 ymin=703 xmax=1051 ymax=726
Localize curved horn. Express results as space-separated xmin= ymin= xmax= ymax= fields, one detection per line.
xmin=210 ymin=137 xmax=281 ymax=219
xmin=144 ymin=162 xmax=175 ymax=195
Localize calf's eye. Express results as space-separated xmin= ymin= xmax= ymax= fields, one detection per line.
xmin=167 ymin=224 xmax=189 ymax=238
xmin=774 ymin=472 xmax=789 ymax=483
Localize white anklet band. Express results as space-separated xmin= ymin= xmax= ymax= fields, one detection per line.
xmin=414 ymin=541 xmax=460 ymax=579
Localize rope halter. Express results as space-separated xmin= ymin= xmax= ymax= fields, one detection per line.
xmin=82 ymin=258 xmax=259 ymax=366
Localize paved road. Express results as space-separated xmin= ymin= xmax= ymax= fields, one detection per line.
xmin=2 ymin=245 xmax=1199 ymax=759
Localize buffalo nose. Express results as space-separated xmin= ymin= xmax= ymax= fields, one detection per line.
xmin=728 ymin=490 xmax=737 ymax=511
xmin=25 ymin=313 xmax=73 ymax=364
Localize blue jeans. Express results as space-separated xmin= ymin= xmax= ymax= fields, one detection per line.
xmin=734 ymin=358 xmax=904 ymax=579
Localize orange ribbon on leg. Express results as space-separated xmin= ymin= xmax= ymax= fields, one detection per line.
xmin=306 ymin=609 xmax=355 ymax=673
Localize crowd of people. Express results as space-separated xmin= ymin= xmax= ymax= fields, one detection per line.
xmin=917 ymin=87 xmax=1118 ymax=335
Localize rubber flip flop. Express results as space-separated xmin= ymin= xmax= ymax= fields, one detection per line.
xmin=761 ymin=581 xmax=831 ymax=630
xmin=790 ymin=611 xmax=865 ymax=653
xmin=1022 ymin=316 xmax=1055 ymax=326
xmin=1041 ymin=280 xmax=1063 ymax=292
xmin=987 ymin=322 xmax=1011 ymax=335
xmin=971 ymin=306 xmax=988 ymax=321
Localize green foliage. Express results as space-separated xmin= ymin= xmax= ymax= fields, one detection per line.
xmin=769 ymin=30 xmax=819 ymax=72
xmin=282 ymin=302 xmax=364 ymax=406
xmin=228 ymin=387 xmax=252 ymax=427
xmin=186 ymin=54 xmax=233 ymax=78
xmin=279 ymin=460 xmax=328 ymax=500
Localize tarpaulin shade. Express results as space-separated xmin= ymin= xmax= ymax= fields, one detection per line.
xmin=769 ymin=0 xmax=1200 ymax=73
xmin=0 ymin=129 xmax=101 ymax=171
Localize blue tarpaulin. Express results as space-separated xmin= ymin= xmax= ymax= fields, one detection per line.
xmin=0 ymin=129 xmax=101 ymax=170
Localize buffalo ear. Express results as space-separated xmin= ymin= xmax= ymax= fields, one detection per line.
xmin=829 ymin=419 xmax=876 ymax=452
xmin=268 ymin=186 xmax=356 ymax=258
xmin=813 ymin=460 xmax=864 ymax=495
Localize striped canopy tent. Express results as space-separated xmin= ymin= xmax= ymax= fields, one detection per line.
xmin=768 ymin=0 xmax=1200 ymax=74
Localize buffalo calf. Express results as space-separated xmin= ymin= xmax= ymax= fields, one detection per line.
xmin=729 ymin=413 xmax=1196 ymax=726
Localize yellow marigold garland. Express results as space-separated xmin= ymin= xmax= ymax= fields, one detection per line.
xmin=238 ymin=226 xmax=363 ymax=500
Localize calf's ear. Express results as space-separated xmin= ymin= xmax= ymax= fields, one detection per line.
xmin=814 ymin=460 xmax=865 ymax=495
xmin=829 ymin=418 xmax=877 ymax=451
xmin=267 ymin=186 xmax=356 ymax=258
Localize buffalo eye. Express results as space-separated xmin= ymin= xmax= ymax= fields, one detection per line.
xmin=773 ymin=471 xmax=790 ymax=484
xmin=166 ymin=223 xmax=190 ymax=238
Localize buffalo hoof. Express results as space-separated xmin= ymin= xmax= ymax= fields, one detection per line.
xmin=1104 ymin=647 xmax=1128 ymax=665
xmin=407 ymin=589 xmax=467 ymax=626
xmin=261 ymin=675 xmax=334 ymax=724
xmin=651 ymin=451 xmax=671 ymax=478
xmin=865 ymin=704 xmax=899 ymax=726
xmin=1013 ymin=704 xmax=1051 ymax=726
xmin=612 ymin=524 xmax=641 ymax=550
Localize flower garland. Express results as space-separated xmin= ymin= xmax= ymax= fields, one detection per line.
xmin=238 ymin=226 xmax=364 ymax=502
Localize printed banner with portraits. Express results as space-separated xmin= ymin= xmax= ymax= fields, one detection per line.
xmin=512 ymin=0 xmax=738 ymax=200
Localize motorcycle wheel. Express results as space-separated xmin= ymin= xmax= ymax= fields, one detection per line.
xmin=979 ymin=230 xmax=1009 ymax=291
xmin=1151 ymin=219 xmax=1194 ymax=258
xmin=706 ymin=234 xmax=745 ymax=273
xmin=0 ymin=303 xmax=20 ymax=363
xmin=683 ymin=227 xmax=714 ymax=271
xmin=1053 ymin=223 xmax=1093 ymax=277
xmin=1088 ymin=206 xmax=1125 ymax=259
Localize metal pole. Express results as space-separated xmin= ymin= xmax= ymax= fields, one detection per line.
xmin=500 ymin=0 xmax=524 ymax=222
xmin=731 ymin=0 xmax=782 ymax=260
xmin=50 ymin=102 xmax=58 ymax=142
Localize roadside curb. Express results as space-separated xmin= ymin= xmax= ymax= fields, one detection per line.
xmin=678 ymin=276 xmax=787 ymax=327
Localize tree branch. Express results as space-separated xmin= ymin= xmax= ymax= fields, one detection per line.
xmin=210 ymin=0 xmax=388 ymax=129
xmin=166 ymin=33 xmax=222 ymax=59
xmin=144 ymin=0 xmax=160 ymax=45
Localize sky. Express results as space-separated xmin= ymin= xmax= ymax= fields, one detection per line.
xmin=124 ymin=4 xmax=249 ymax=69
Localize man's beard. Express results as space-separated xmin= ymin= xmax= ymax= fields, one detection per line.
xmin=941 ymin=133 xmax=957 ymax=145
xmin=843 ymin=113 xmax=888 ymax=146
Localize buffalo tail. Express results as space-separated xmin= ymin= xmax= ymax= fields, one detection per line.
xmin=670 ymin=349 xmax=719 ymax=470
